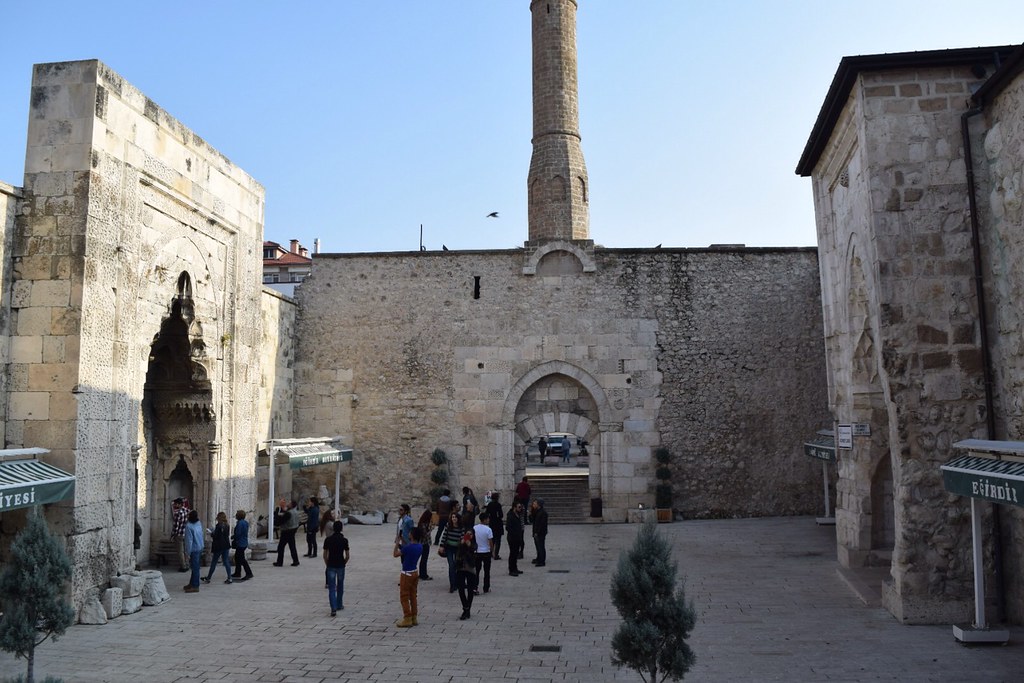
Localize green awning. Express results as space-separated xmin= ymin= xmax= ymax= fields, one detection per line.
xmin=282 ymin=444 xmax=353 ymax=470
xmin=941 ymin=454 xmax=1024 ymax=507
xmin=804 ymin=431 xmax=835 ymax=462
xmin=0 ymin=458 xmax=75 ymax=511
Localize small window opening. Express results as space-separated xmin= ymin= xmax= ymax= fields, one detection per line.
xmin=473 ymin=276 xmax=481 ymax=300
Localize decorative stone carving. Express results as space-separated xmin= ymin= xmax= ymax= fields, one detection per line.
xmin=101 ymin=587 xmax=123 ymax=619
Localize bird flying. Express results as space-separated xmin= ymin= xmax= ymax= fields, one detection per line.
xmin=486 ymin=212 xmax=499 ymax=218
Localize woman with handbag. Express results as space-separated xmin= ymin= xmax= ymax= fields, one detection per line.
xmin=440 ymin=509 xmax=463 ymax=593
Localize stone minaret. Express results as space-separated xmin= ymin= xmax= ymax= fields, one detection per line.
xmin=527 ymin=0 xmax=589 ymax=242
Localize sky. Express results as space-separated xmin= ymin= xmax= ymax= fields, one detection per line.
xmin=1 ymin=1 xmax=1021 ymax=254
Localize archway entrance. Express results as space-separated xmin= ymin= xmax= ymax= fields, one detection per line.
xmin=140 ymin=273 xmax=216 ymax=562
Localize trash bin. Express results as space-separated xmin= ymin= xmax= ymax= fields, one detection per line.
xmin=590 ymin=497 xmax=602 ymax=518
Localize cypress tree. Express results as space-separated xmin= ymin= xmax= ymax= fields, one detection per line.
xmin=609 ymin=520 xmax=696 ymax=682
xmin=0 ymin=511 xmax=75 ymax=683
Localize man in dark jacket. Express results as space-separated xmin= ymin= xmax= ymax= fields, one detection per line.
xmin=530 ymin=499 xmax=548 ymax=567
xmin=506 ymin=500 xmax=525 ymax=576
xmin=485 ymin=492 xmax=504 ymax=560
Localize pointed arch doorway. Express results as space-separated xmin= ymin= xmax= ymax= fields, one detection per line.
xmin=140 ymin=272 xmax=217 ymax=562
xmin=496 ymin=361 xmax=614 ymax=521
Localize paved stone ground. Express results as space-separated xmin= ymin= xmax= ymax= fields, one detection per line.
xmin=3 ymin=517 xmax=1022 ymax=682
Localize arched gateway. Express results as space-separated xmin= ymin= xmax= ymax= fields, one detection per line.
xmin=494 ymin=361 xmax=617 ymax=514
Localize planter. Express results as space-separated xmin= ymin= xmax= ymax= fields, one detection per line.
xmin=656 ymin=508 xmax=672 ymax=523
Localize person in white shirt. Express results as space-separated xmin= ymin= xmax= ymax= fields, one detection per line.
xmin=473 ymin=512 xmax=495 ymax=594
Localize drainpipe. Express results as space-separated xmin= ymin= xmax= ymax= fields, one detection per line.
xmin=960 ymin=104 xmax=1005 ymax=622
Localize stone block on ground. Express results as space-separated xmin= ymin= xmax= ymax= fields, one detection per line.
xmin=139 ymin=570 xmax=170 ymax=606
xmin=101 ymin=587 xmax=123 ymax=619
xmin=110 ymin=573 xmax=146 ymax=598
xmin=121 ymin=596 xmax=143 ymax=615
xmin=249 ymin=542 xmax=268 ymax=561
xmin=78 ymin=594 xmax=108 ymax=625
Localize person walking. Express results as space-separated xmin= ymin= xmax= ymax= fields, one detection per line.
xmin=434 ymin=489 xmax=453 ymax=544
xmin=231 ymin=509 xmax=253 ymax=582
xmin=303 ymin=496 xmax=320 ymax=558
xmin=561 ymin=435 xmax=572 ymax=463
xmin=455 ymin=529 xmax=478 ymax=620
xmin=273 ymin=499 xmax=301 ymax=567
xmin=202 ymin=511 xmax=233 ymax=584
xmin=171 ymin=497 xmax=188 ymax=572
xmin=473 ymin=511 xmax=494 ymax=594
xmin=323 ymin=520 xmax=350 ymax=617
xmin=440 ymin=510 xmax=463 ymax=593
xmin=416 ymin=508 xmax=434 ymax=580
xmin=393 ymin=527 xmax=424 ymax=627
xmin=506 ymin=500 xmax=525 ymax=576
xmin=183 ymin=509 xmax=203 ymax=593
xmin=531 ymin=499 xmax=548 ymax=567
xmin=395 ymin=504 xmax=414 ymax=546
xmin=537 ymin=436 xmax=548 ymax=459
xmin=486 ymin=492 xmax=504 ymax=560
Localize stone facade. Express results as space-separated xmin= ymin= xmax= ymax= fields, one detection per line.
xmin=1 ymin=60 xmax=265 ymax=612
xmin=799 ymin=46 xmax=1024 ymax=624
xmin=293 ymin=242 xmax=829 ymax=521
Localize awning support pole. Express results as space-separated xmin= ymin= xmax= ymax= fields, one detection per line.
xmin=334 ymin=461 xmax=342 ymax=518
xmin=971 ymin=496 xmax=986 ymax=629
xmin=268 ymin=450 xmax=276 ymax=541
xmin=822 ymin=461 xmax=831 ymax=518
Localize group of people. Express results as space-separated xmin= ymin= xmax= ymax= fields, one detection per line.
xmin=169 ymin=497 xmax=253 ymax=593
xmin=389 ymin=482 xmax=548 ymax=625
xmin=168 ymin=479 xmax=550 ymax=628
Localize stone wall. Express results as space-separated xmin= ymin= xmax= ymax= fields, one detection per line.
xmin=293 ymin=243 xmax=828 ymax=521
xmin=10 ymin=60 xmax=265 ymax=614
xmin=979 ymin=67 xmax=1024 ymax=623
xmin=0 ymin=182 xmax=17 ymax=449
xmin=810 ymin=62 xmax=997 ymax=624
xmin=257 ymin=287 xmax=298 ymax=512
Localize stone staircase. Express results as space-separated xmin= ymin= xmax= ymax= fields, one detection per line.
xmin=528 ymin=473 xmax=590 ymax=523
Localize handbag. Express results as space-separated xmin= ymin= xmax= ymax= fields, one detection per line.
xmin=437 ymin=545 xmax=446 ymax=557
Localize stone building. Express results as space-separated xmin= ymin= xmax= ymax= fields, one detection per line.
xmin=0 ymin=1 xmax=829 ymax=620
xmin=798 ymin=44 xmax=1024 ymax=624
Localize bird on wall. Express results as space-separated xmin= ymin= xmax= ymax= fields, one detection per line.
xmin=486 ymin=211 xmax=499 ymax=218
xmin=442 ymin=245 xmax=449 ymax=251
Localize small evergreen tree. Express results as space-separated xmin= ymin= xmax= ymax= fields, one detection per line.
xmin=610 ymin=520 xmax=696 ymax=682
xmin=0 ymin=511 xmax=75 ymax=683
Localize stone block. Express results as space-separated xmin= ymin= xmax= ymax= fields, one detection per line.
xmin=139 ymin=571 xmax=171 ymax=606
xmin=101 ymin=587 xmax=123 ymax=619
xmin=110 ymin=573 xmax=146 ymax=598
xmin=10 ymin=336 xmax=42 ymax=364
xmin=121 ymin=596 xmax=143 ymax=615
xmin=28 ymin=362 xmax=79 ymax=391
xmin=30 ymin=279 xmax=71 ymax=307
xmin=8 ymin=392 xmax=50 ymax=420
xmin=15 ymin=307 xmax=53 ymax=335
xmin=78 ymin=594 xmax=108 ymax=625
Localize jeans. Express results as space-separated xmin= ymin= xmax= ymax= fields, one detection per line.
xmin=232 ymin=548 xmax=252 ymax=578
xmin=399 ymin=572 xmax=419 ymax=618
xmin=206 ymin=548 xmax=232 ymax=580
xmin=534 ymin=532 xmax=546 ymax=565
xmin=446 ymin=548 xmax=458 ymax=590
xmin=276 ymin=528 xmax=299 ymax=564
xmin=326 ymin=565 xmax=346 ymax=611
xmin=418 ymin=543 xmax=430 ymax=578
xmin=434 ymin=519 xmax=447 ymax=545
xmin=507 ymin=535 xmax=523 ymax=573
xmin=188 ymin=550 xmax=201 ymax=587
xmin=475 ymin=552 xmax=492 ymax=593
xmin=457 ymin=569 xmax=477 ymax=615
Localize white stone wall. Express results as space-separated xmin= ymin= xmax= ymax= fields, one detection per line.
xmin=257 ymin=287 xmax=298 ymax=510
xmin=12 ymin=60 xmax=264 ymax=614
xmin=0 ymin=182 xmax=18 ymax=449
xmin=293 ymin=245 xmax=828 ymax=521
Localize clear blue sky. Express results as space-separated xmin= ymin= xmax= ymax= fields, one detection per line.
xmin=1 ymin=2 xmax=1021 ymax=253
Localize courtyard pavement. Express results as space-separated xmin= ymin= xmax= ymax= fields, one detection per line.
xmin=3 ymin=516 xmax=1022 ymax=682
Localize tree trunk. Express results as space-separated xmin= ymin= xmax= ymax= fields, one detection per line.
xmin=27 ymin=646 xmax=35 ymax=683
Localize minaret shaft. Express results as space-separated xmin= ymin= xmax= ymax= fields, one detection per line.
xmin=527 ymin=0 xmax=589 ymax=242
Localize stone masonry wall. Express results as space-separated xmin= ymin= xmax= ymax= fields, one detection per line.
xmin=979 ymin=67 xmax=1024 ymax=623
xmin=12 ymin=60 xmax=264 ymax=615
xmin=293 ymin=246 xmax=828 ymax=521
xmin=257 ymin=287 xmax=298 ymax=511
xmin=812 ymin=64 xmax=994 ymax=624
xmin=0 ymin=182 xmax=17 ymax=450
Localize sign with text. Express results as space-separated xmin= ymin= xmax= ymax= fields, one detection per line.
xmin=837 ymin=425 xmax=853 ymax=449
xmin=853 ymin=423 xmax=871 ymax=437
xmin=941 ymin=454 xmax=1024 ymax=508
